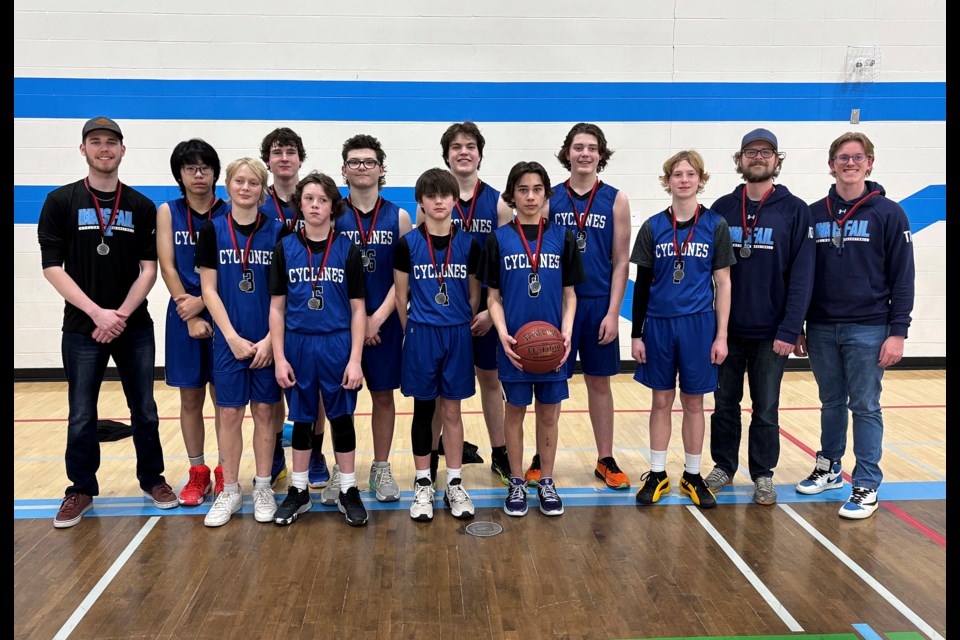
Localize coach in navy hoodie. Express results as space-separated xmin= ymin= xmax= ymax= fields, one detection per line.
xmin=705 ymin=128 xmax=814 ymax=506
xmin=794 ymin=131 xmax=915 ymax=521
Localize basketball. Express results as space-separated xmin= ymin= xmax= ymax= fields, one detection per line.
xmin=513 ymin=321 xmax=565 ymax=374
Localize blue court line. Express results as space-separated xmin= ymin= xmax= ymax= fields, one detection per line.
xmin=13 ymin=480 xmax=945 ymax=520
xmin=13 ymin=79 xmax=945 ymax=123
xmin=853 ymin=624 xmax=885 ymax=640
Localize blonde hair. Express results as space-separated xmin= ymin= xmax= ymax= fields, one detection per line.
xmin=828 ymin=131 xmax=875 ymax=178
xmin=225 ymin=157 xmax=269 ymax=205
xmin=659 ymin=150 xmax=710 ymax=194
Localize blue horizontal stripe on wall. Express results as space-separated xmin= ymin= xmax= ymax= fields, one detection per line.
xmin=13 ymin=78 xmax=945 ymax=122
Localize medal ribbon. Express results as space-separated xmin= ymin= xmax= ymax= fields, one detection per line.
xmin=515 ymin=217 xmax=544 ymax=274
xmin=425 ymin=226 xmax=455 ymax=290
xmin=84 ymin=178 xmax=123 ymax=243
xmin=740 ymin=185 xmax=775 ymax=246
xmin=565 ymin=178 xmax=599 ymax=234
xmin=268 ymin=186 xmax=290 ymax=227
xmin=670 ymin=204 xmax=701 ymax=264
xmin=185 ymin=194 xmax=217 ymax=241
xmin=227 ymin=212 xmax=263 ymax=274
xmin=346 ymin=196 xmax=383 ymax=250
xmin=303 ymin=229 xmax=334 ymax=294
xmin=454 ymin=180 xmax=481 ymax=232
xmin=826 ymin=190 xmax=881 ymax=233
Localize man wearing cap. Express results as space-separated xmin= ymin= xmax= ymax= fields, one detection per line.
xmin=703 ymin=128 xmax=815 ymax=505
xmin=38 ymin=117 xmax=178 ymax=528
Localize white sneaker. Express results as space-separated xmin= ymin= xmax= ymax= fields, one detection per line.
xmin=410 ymin=478 xmax=435 ymax=521
xmin=204 ymin=490 xmax=242 ymax=527
xmin=370 ymin=461 xmax=401 ymax=502
xmin=443 ymin=479 xmax=475 ymax=520
xmin=253 ymin=485 xmax=277 ymax=523
xmin=320 ymin=464 xmax=341 ymax=506
xmin=796 ymin=455 xmax=843 ymax=495
xmin=838 ymin=486 xmax=879 ymax=520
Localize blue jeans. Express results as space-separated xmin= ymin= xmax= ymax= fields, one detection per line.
xmin=62 ymin=326 xmax=165 ymax=497
xmin=710 ymin=337 xmax=788 ymax=480
xmin=806 ymin=322 xmax=888 ymax=490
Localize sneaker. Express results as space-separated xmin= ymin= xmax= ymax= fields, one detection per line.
xmin=320 ymin=464 xmax=341 ymax=506
xmin=429 ymin=450 xmax=440 ymax=488
xmin=253 ymin=485 xmax=277 ymax=523
xmin=796 ymin=456 xmax=843 ymax=495
xmin=504 ymin=477 xmax=528 ymax=517
xmin=178 ymin=465 xmax=212 ymax=506
xmin=595 ymin=456 xmax=630 ymax=490
xmin=635 ymin=470 xmax=670 ymax=505
xmin=680 ymin=471 xmax=717 ymax=509
xmin=337 ymin=486 xmax=369 ymax=526
xmin=410 ymin=477 xmax=436 ymax=521
xmin=369 ymin=461 xmax=401 ymax=502
xmin=839 ymin=486 xmax=879 ymax=520
xmin=274 ymin=486 xmax=312 ymax=526
xmin=145 ymin=482 xmax=180 ymax=510
xmin=704 ymin=467 xmax=732 ymax=493
xmin=270 ymin=451 xmax=288 ymax=487
xmin=536 ymin=478 xmax=564 ymax=516
xmin=524 ymin=453 xmax=542 ymax=488
xmin=213 ymin=465 xmax=224 ymax=497
xmin=308 ymin=452 xmax=330 ymax=488
xmin=204 ymin=490 xmax=242 ymax=527
xmin=490 ymin=449 xmax=511 ymax=486
xmin=753 ymin=476 xmax=777 ymax=505
xmin=444 ymin=479 xmax=475 ymax=520
xmin=53 ymin=494 xmax=93 ymax=529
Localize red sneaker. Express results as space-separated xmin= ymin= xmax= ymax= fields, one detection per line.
xmin=213 ymin=465 xmax=225 ymax=497
xmin=178 ymin=464 xmax=212 ymax=506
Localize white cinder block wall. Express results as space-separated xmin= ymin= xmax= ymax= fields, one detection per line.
xmin=13 ymin=0 xmax=946 ymax=370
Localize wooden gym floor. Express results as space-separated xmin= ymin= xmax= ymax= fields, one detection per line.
xmin=14 ymin=370 xmax=946 ymax=640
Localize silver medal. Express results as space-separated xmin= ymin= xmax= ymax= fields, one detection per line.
xmin=361 ymin=251 xmax=370 ymax=269
xmin=435 ymin=292 xmax=448 ymax=305
xmin=239 ymin=279 xmax=253 ymax=292
xmin=96 ymin=242 xmax=110 ymax=256
xmin=673 ymin=263 xmax=685 ymax=284
xmin=739 ymin=246 xmax=752 ymax=259
xmin=307 ymin=296 xmax=321 ymax=310
xmin=576 ymin=230 xmax=587 ymax=252
xmin=528 ymin=280 xmax=541 ymax=295
xmin=831 ymin=234 xmax=843 ymax=247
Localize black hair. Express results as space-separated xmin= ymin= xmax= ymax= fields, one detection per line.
xmin=169 ymin=138 xmax=221 ymax=197
xmin=501 ymin=161 xmax=553 ymax=209
xmin=259 ymin=127 xmax=307 ymax=164
xmin=341 ymin=133 xmax=387 ymax=189
xmin=415 ymin=168 xmax=460 ymax=203
xmin=440 ymin=121 xmax=486 ymax=169
xmin=292 ymin=171 xmax=347 ymax=220
xmin=556 ymin=122 xmax=614 ymax=172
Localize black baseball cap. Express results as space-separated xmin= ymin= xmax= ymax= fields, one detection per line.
xmin=740 ymin=128 xmax=777 ymax=150
xmin=81 ymin=116 xmax=123 ymax=142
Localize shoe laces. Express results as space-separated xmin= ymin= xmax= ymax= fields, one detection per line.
xmin=209 ymin=492 xmax=237 ymax=515
xmin=253 ymin=486 xmax=274 ymax=508
xmin=508 ymin=481 xmax=527 ymax=503
xmin=414 ymin=483 xmax=433 ymax=505
xmin=849 ymin=486 xmax=875 ymax=505
xmin=282 ymin=486 xmax=303 ymax=506
xmin=446 ymin=482 xmax=470 ymax=505
xmin=62 ymin=494 xmax=84 ymax=508
xmin=375 ymin=464 xmax=395 ymax=487
xmin=538 ymin=481 xmax=559 ymax=502
xmin=756 ymin=476 xmax=774 ymax=491
xmin=600 ymin=457 xmax=623 ymax=474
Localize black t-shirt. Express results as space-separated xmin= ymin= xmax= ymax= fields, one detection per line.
xmin=268 ymin=233 xmax=366 ymax=299
xmin=477 ymin=220 xmax=584 ymax=289
xmin=393 ymin=225 xmax=482 ymax=275
xmin=37 ymin=179 xmax=158 ymax=334
xmin=194 ymin=214 xmax=292 ymax=270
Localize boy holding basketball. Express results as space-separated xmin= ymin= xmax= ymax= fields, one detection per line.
xmin=479 ymin=161 xmax=584 ymax=517
xmin=394 ymin=168 xmax=482 ymax=522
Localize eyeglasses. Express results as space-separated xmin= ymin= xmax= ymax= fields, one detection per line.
xmin=833 ymin=153 xmax=870 ymax=164
xmin=182 ymin=165 xmax=213 ymax=176
xmin=742 ymin=149 xmax=776 ymax=159
xmin=345 ymin=158 xmax=381 ymax=170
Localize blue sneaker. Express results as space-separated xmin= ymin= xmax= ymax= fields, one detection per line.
xmin=536 ymin=477 xmax=564 ymax=516
xmin=308 ymin=452 xmax=330 ymax=488
xmin=796 ymin=455 xmax=843 ymax=495
xmin=504 ymin=477 xmax=528 ymax=517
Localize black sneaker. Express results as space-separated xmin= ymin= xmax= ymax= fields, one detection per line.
xmin=490 ymin=449 xmax=511 ymax=486
xmin=274 ymin=486 xmax=312 ymax=526
xmin=680 ymin=471 xmax=717 ymax=509
xmin=337 ymin=486 xmax=369 ymax=527
xmin=635 ymin=470 xmax=670 ymax=505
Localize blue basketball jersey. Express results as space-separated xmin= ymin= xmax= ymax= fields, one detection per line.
xmin=209 ymin=213 xmax=286 ymax=349
xmin=549 ymin=181 xmax=618 ymax=298
xmin=452 ymin=181 xmax=501 ymax=252
xmin=337 ymin=197 xmax=401 ymax=314
xmin=405 ymin=226 xmax=475 ymax=327
xmin=646 ymin=208 xmax=723 ymax=318
xmin=278 ymin=232 xmax=355 ymax=334
xmin=167 ymin=197 xmax=225 ymax=296
xmin=259 ymin=185 xmax=298 ymax=229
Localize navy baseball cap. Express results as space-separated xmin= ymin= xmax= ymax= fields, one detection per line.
xmin=82 ymin=116 xmax=123 ymax=141
xmin=740 ymin=128 xmax=777 ymax=150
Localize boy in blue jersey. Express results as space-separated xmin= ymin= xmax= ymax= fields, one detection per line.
xmin=541 ymin=123 xmax=632 ymax=491
xmin=705 ymin=129 xmax=815 ymax=506
xmin=394 ymin=168 xmax=481 ymax=522
xmin=330 ymin=133 xmax=411 ymax=505
xmin=157 ymin=139 xmax=227 ymax=506
xmin=794 ymin=132 xmax=915 ymax=520
xmin=480 ymin=161 xmax=584 ymax=517
xmin=268 ymin=172 xmax=369 ymax=527
xmin=424 ymin=122 xmax=516 ymax=485
xmin=630 ymin=150 xmax=735 ymax=509
xmin=195 ymin=158 xmax=289 ymax=527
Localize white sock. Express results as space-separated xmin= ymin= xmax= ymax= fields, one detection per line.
xmin=339 ymin=471 xmax=356 ymax=490
xmin=650 ymin=449 xmax=668 ymax=473
xmin=446 ymin=467 xmax=462 ymax=485
xmin=291 ymin=470 xmax=308 ymax=490
xmin=254 ymin=475 xmax=272 ymax=489
xmin=223 ymin=482 xmax=240 ymax=494
xmin=684 ymin=453 xmax=702 ymax=476
xmin=415 ymin=469 xmax=432 ymax=481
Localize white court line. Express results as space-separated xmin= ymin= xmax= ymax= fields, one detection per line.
xmin=779 ymin=504 xmax=944 ymax=640
xmin=687 ymin=506 xmax=803 ymax=632
xmin=53 ymin=516 xmax=160 ymax=640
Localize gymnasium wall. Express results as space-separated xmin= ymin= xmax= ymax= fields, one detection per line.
xmin=13 ymin=0 xmax=946 ymax=371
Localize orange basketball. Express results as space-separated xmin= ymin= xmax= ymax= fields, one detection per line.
xmin=513 ymin=321 xmax=565 ymax=374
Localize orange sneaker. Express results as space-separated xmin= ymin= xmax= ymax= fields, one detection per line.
xmin=213 ymin=465 xmax=225 ymax=497
xmin=595 ymin=456 xmax=630 ymax=490
xmin=524 ymin=453 xmax=542 ymax=488
xmin=178 ymin=464 xmax=212 ymax=506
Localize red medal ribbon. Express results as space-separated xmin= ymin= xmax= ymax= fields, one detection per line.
xmin=227 ymin=212 xmax=263 ymax=273
xmin=740 ymin=185 xmax=775 ymax=243
xmin=268 ymin=186 xmax=291 ymax=227
xmin=565 ymin=178 xmax=599 ymax=233
xmin=826 ymin=190 xmax=881 ymax=230
xmin=669 ymin=204 xmax=701 ymax=264
xmin=185 ymin=194 xmax=217 ymax=241
xmin=454 ymin=180 xmax=481 ymax=232
xmin=425 ymin=226 xmax=455 ymax=288
xmin=84 ymin=178 xmax=123 ymax=241
xmin=515 ymin=217 xmax=544 ymax=274
xmin=346 ymin=196 xmax=383 ymax=250
xmin=303 ymin=229 xmax=334 ymax=294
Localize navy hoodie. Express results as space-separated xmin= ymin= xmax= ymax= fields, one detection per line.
xmin=711 ymin=184 xmax=814 ymax=344
xmin=806 ymin=181 xmax=914 ymax=336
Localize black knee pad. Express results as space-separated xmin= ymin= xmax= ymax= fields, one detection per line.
xmin=291 ymin=421 xmax=314 ymax=451
xmin=330 ymin=414 xmax=356 ymax=453
xmin=411 ymin=398 xmax=436 ymax=457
